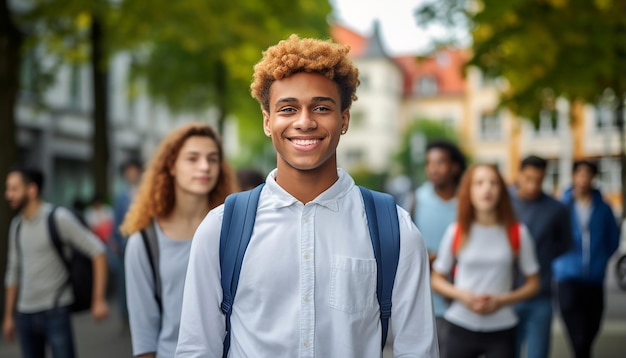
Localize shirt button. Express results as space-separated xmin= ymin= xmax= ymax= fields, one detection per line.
xmin=304 ymin=341 xmax=311 ymax=348
xmin=303 ymin=295 xmax=311 ymax=302
xmin=303 ymin=216 xmax=310 ymax=223
xmin=303 ymin=253 xmax=311 ymax=260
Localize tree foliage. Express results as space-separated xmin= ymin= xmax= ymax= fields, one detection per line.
xmin=117 ymin=0 xmax=332 ymax=159
xmin=5 ymin=0 xmax=332 ymax=196
xmin=416 ymin=0 xmax=626 ymax=119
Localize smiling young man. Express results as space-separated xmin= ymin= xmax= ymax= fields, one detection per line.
xmin=175 ymin=35 xmax=438 ymax=357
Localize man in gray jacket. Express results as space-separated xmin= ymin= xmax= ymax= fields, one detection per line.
xmin=3 ymin=167 xmax=109 ymax=358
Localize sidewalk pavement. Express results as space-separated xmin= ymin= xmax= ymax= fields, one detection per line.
xmin=1 ymin=285 xmax=624 ymax=357
xmin=0 ymin=305 xmax=132 ymax=358
xmin=382 ymin=317 xmax=626 ymax=357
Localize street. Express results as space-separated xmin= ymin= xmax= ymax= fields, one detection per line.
xmin=0 ymin=256 xmax=624 ymax=357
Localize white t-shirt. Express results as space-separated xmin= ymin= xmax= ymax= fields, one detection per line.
xmin=433 ymin=222 xmax=539 ymax=332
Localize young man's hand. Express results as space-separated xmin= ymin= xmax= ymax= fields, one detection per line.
xmin=91 ymin=298 xmax=109 ymax=321
xmin=2 ymin=316 xmax=16 ymax=342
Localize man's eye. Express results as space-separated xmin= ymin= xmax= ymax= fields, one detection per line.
xmin=279 ymin=107 xmax=296 ymax=113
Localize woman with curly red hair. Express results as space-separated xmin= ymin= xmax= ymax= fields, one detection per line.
xmin=431 ymin=163 xmax=540 ymax=358
xmin=121 ymin=122 xmax=238 ymax=358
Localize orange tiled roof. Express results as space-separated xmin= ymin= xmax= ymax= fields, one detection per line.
xmin=330 ymin=23 xmax=368 ymax=57
xmin=395 ymin=49 xmax=469 ymax=97
xmin=331 ymin=23 xmax=468 ymax=97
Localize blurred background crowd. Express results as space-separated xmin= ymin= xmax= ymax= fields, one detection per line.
xmin=1 ymin=0 xmax=626 ymax=357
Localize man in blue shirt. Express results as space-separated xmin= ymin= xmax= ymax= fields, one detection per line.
xmin=510 ymin=155 xmax=572 ymax=358
xmin=412 ymin=139 xmax=466 ymax=351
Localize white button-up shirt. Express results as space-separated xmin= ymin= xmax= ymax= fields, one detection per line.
xmin=175 ymin=169 xmax=438 ymax=357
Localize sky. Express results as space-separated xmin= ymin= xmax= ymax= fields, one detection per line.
xmin=331 ymin=0 xmax=464 ymax=56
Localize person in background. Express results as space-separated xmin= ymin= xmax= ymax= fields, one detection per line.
xmin=111 ymin=158 xmax=143 ymax=329
xmin=510 ymin=155 xmax=572 ymax=358
xmin=120 ymin=122 xmax=238 ymax=358
xmin=553 ymin=160 xmax=620 ymax=358
xmin=85 ymin=193 xmax=115 ymax=244
xmin=175 ymin=34 xmax=438 ymax=358
xmin=412 ymin=139 xmax=466 ymax=352
xmin=236 ymin=167 xmax=265 ymax=191
xmin=3 ymin=166 xmax=109 ymax=358
xmin=431 ymin=163 xmax=540 ymax=358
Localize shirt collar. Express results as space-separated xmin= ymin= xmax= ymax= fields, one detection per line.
xmin=264 ymin=168 xmax=355 ymax=211
xmin=19 ymin=202 xmax=50 ymax=223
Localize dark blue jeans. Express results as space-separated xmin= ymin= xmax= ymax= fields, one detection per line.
xmin=16 ymin=305 xmax=76 ymax=358
xmin=515 ymin=296 xmax=553 ymax=358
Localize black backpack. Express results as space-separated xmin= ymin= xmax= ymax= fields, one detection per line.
xmin=16 ymin=206 xmax=93 ymax=313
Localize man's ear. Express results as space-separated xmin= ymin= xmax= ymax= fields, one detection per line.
xmin=263 ymin=111 xmax=271 ymax=137
xmin=27 ymin=183 xmax=39 ymax=200
xmin=341 ymin=108 xmax=350 ymax=133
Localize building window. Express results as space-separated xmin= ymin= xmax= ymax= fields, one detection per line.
xmin=20 ymin=47 xmax=37 ymax=93
xmin=599 ymin=157 xmax=621 ymax=193
xmin=436 ymin=52 xmax=450 ymax=67
xmin=595 ymin=104 xmax=617 ymax=131
xmin=536 ymin=109 xmax=558 ymax=136
xmin=414 ymin=76 xmax=438 ymax=96
xmin=479 ymin=111 xmax=502 ymax=140
xmin=69 ymin=65 xmax=82 ymax=110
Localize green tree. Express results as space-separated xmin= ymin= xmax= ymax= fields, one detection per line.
xmin=117 ymin=0 xmax=332 ymax=166
xmin=0 ymin=0 xmax=331 ymax=312
xmin=417 ymin=0 xmax=626 ymax=216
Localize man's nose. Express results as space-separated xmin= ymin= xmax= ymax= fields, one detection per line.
xmin=293 ymin=111 xmax=317 ymax=131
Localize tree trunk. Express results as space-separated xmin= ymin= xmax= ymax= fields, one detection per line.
xmin=90 ymin=16 xmax=109 ymax=199
xmin=0 ymin=0 xmax=23 ymax=316
xmin=216 ymin=59 xmax=227 ymax=136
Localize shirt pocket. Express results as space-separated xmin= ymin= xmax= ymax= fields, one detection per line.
xmin=328 ymin=256 xmax=377 ymax=313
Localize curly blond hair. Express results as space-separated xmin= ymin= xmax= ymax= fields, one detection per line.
xmin=250 ymin=34 xmax=360 ymax=112
xmin=120 ymin=122 xmax=239 ymax=235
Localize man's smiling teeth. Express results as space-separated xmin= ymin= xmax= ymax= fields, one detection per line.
xmin=291 ymin=139 xmax=320 ymax=146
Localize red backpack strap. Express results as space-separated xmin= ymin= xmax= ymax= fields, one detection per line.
xmin=508 ymin=222 xmax=521 ymax=256
xmin=452 ymin=222 xmax=462 ymax=257
xmin=451 ymin=223 xmax=462 ymax=280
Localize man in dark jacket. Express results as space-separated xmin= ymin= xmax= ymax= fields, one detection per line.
xmin=553 ymin=160 xmax=620 ymax=358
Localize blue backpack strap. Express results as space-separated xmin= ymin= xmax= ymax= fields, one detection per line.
xmin=219 ymin=183 xmax=264 ymax=358
xmin=358 ymin=186 xmax=401 ymax=349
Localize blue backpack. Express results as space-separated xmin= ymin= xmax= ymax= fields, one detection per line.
xmin=219 ymin=184 xmax=400 ymax=357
